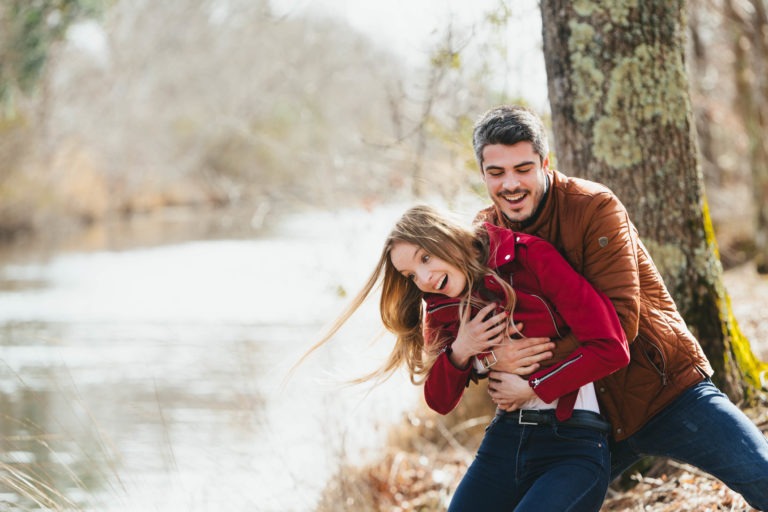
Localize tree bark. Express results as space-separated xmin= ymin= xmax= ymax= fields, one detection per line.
xmin=540 ymin=0 xmax=766 ymax=401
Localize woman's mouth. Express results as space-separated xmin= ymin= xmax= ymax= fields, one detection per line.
xmin=437 ymin=275 xmax=447 ymax=291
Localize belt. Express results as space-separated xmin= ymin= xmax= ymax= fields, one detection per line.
xmin=499 ymin=409 xmax=611 ymax=434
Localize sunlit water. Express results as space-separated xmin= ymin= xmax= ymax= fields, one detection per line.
xmin=0 ymin=201 xmax=483 ymax=511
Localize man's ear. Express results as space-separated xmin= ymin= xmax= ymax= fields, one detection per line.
xmin=541 ymin=155 xmax=550 ymax=170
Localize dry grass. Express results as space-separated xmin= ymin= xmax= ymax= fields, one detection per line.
xmin=316 ymin=384 xmax=493 ymax=512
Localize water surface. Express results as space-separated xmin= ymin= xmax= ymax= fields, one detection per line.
xmin=0 ymin=205 xmax=455 ymax=511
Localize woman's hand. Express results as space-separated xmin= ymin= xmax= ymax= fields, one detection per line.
xmin=487 ymin=370 xmax=536 ymax=411
xmin=448 ymin=303 xmax=508 ymax=368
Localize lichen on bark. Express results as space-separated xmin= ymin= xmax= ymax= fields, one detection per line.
xmin=591 ymin=43 xmax=689 ymax=168
xmin=568 ymin=21 xmax=603 ymax=122
xmin=572 ymin=0 xmax=638 ymax=24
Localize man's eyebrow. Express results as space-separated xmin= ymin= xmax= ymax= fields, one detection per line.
xmin=483 ymin=161 xmax=536 ymax=171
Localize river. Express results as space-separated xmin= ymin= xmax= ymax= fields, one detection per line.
xmin=0 ymin=202 xmax=484 ymax=511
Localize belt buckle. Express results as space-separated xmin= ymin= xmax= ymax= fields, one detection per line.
xmin=480 ymin=350 xmax=498 ymax=370
xmin=518 ymin=410 xmax=538 ymax=426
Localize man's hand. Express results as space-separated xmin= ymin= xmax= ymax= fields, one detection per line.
xmin=491 ymin=322 xmax=555 ymax=375
xmin=488 ymin=371 xmax=536 ymax=411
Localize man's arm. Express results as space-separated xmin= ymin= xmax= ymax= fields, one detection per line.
xmin=576 ymin=191 xmax=641 ymax=343
xmin=488 ymin=325 xmax=556 ymax=375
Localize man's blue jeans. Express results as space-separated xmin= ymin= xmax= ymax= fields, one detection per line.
xmin=610 ymin=379 xmax=768 ymax=510
xmin=448 ymin=412 xmax=610 ymax=511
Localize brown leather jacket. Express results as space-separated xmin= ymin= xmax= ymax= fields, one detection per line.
xmin=477 ymin=170 xmax=713 ymax=441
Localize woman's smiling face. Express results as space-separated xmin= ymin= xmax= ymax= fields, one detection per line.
xmin=389 ymin=241 xmax=467 ymax=298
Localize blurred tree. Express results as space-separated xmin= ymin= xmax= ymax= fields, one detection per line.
xmin=409 ymin=24 xmax=468 ymax=198
xmin=44 ymin=0 xmax=408 ymax=211
xmin=389 ymin=1 xmax=516 ymax=200
xmin=724 ymin=0 xmax=768 ymax=274
xmin=0 ymin=0 xmax=101 ymax=118
xmin=540 ymin=0 xmax=767 ymax=401
xmin=687 ymin=0 xmax=719 ymax=185
xmin=0 ymin=0 xmax=101 ymax=239
xmin=685 ymin=0 xmax=757 ymax=269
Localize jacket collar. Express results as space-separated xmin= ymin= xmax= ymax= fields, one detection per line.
xmin=483 ymin=222 xmax=517 ymax=269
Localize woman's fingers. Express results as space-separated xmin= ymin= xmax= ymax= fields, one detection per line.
xmin=485 ymin=310 xmax=508 ymax=324
xmin=468 ymin=305 xmax=504 ymax=333
xmin=469 ymin=303 xmax=496 ymax=324
xmin=477 ymin=309 xmax=507 ymax=339
xmin=458 ymin=304 xmax=513 ymax=354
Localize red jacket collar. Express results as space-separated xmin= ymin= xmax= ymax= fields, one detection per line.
xmin=483 ymin=222 xmax=517 ymax=269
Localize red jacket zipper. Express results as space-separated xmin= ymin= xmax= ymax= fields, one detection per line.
xmin=530 ymin=353 xmax=584 ymax=388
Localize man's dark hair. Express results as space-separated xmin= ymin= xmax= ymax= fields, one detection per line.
xmin=472 ymin=105 xmax=549 ymax=168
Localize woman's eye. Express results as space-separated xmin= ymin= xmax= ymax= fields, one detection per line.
xmin=422 ymin=254 xmax=430 ymax=263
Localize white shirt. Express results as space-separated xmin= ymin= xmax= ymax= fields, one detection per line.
xmin=517 ymin=382 xmax=600 ymax=414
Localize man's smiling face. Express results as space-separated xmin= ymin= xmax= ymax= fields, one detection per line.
xmin=481 ymin=141 xmax=549 ymax=224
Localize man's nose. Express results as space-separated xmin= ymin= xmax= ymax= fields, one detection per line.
xmin=501 ymin=172 xmax=520 ymax=189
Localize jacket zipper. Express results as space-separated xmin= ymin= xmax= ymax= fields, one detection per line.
xmin=531 ymin=353 xmax=583 ymax=388
xmin=428 ymin=300 xmax=498 ymax=316
xmin=529 ymin=294 xmax=564 ymax=338
xmin=427 ymin=302 xmax=460 ymax=314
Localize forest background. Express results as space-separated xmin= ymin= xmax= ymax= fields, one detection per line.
xmin=2 ymin=0 xmax=768 ymax=510
xmin=0 ymin=0 xmax=762 ymax=266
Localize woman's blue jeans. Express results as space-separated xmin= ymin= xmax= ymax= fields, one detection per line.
xmin=610 ymin=379 xmax=768 ymax=510
xmin=447 ymin=412 xmax=610 ymax=511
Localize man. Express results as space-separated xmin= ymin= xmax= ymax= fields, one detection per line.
xmin=473 ymin=105 xmax=768 ymax=509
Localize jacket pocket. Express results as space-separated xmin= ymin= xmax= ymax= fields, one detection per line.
xmin=638 ymin=335 xmax=668 ymax=386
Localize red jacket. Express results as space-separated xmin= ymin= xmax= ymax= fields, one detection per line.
xmin=423 ymin=223 xmax=629 ymax=418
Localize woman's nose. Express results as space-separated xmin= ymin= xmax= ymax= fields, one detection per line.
xmin=415 ymin=269 xmax=432 ymax=288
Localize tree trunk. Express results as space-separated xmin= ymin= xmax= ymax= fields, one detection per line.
xmin=540 ymin=0 xmax=766 ymax=401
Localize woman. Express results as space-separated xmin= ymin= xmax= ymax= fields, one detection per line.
xmin=302 ymin=205 xmax=629 ymax=510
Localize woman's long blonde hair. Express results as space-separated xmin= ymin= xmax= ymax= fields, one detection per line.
xmin=295 ymin=205 xmax=516 ymax=385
